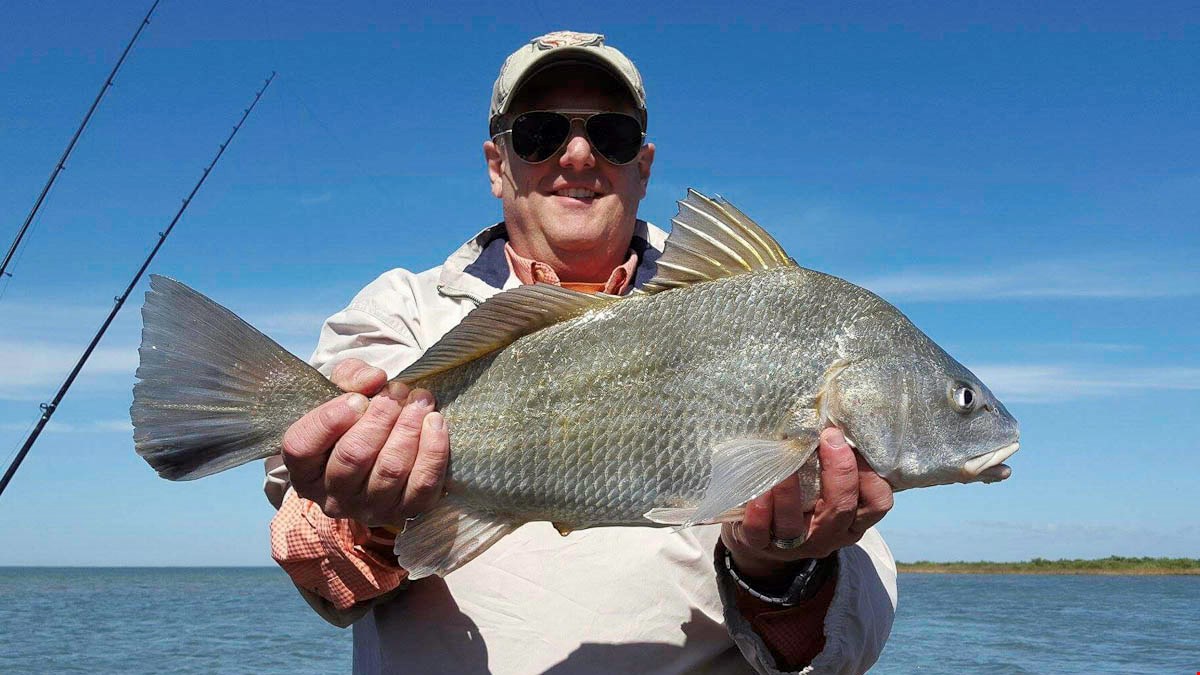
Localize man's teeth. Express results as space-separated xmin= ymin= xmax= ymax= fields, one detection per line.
xmin=557 ymin=188 xmax=596 ymax=199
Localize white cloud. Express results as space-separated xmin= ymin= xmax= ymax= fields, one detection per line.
xmin=89 ymin=419 xmax=135 ymax=433
xmin=859 ymin=256 xmax=1199 ymax=301
xmin=970 ymin=363 xmax=1200 ymax=403
xmin=884 ymin=520 xmax=1200 ymax=562
xmin=1052 ymin=342 xmax=1143 ymax=353
xmin=0 ymin=302 xmax=317 ymax=401
xmin=0 ymin=340 xmax=138 ymax=400
xmin=0 ymin=302 xmax=111 ymax=327
xmin=0 ymin=419 xmax=132 ymax=434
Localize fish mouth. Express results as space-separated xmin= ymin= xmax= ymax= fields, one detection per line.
xmin=960 ymin=442 xmax=1020 ymax=483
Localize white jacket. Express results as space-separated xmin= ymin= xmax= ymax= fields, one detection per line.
xmin=266 ymin=220 xmax=897 ymax=674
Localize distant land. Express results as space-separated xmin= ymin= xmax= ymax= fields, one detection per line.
xmin=897 ymin=556 xmax=1200 ymax=575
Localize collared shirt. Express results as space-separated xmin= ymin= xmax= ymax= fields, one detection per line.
xmin=503 ymin=241 xmax=639 ymax=295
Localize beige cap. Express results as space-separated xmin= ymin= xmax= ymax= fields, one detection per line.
xmin=489 ymin=31 xmax=647 ymax=134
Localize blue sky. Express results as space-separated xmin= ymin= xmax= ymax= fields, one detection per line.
xmin=1 ymin=1 xmax=1196 ymax=565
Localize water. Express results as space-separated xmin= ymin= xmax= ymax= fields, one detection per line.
xmin=0 ymin=568 xmax=351 ymax=674
xmin=874 ymin=574 xmax=1199 ymax=674
xmin=0 ymin=568 xmax=1196 ymax=673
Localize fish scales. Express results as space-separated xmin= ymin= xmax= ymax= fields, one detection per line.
xmin=418 ymin=267 xmax=849 ymax=526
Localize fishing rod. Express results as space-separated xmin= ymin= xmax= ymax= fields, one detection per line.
xmin=0 ymin=0 xmax=160 ymax=290
xmin=0 ymin=72 xmax=276 ymax=500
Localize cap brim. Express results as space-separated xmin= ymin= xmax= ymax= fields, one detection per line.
xmin=500 ymin=48 xmax=643 ymax=118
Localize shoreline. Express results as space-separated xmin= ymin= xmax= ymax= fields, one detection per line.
xmin=898 ymin=566 xmax=1199 ymax=576
xmin=897 ymin=557 xmax=1200 ymax=576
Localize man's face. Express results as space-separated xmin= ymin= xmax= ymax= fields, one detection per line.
xmin=485 ymin=76 xmax=655 ymax=281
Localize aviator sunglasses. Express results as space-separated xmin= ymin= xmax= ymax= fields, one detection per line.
xmin=493 ymin=110 xmax=646 ymax=165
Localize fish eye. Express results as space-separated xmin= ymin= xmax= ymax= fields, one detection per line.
xmin=951 ymin=384 xmax=978 ymax=413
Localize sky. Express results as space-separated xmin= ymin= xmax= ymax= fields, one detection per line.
xmin=0 ymin=1 xmax=1197 ymax=566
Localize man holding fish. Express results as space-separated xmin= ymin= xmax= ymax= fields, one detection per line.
xmin=265 ymin=31 xmax=899 ymax=674
xmin=131 ymin=25 xmax=1016 ymax=673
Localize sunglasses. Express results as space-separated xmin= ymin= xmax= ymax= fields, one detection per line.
xmin=493 ymin=110 xmax=646 ymax=165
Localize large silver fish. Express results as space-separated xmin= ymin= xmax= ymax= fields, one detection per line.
xmin=132 ymin=189 xmax=1020 ymax=578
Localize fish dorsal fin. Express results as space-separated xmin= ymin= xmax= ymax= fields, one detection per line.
xmin=641 ymin=189 xmax=796 ymax=294
xmin=396 ymin=283 xmax=621 ymax=383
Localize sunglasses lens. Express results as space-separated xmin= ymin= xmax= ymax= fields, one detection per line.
xmin=511 ymin=112 xmax=571 ymax=162
xmin=587 ymin=113 xmax=643 ymax=164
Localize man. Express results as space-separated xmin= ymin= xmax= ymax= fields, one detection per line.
xmin=266 ymin=31 xmax=897 ymax=674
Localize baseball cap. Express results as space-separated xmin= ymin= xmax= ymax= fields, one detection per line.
xmin=489 ymin=31 xmax=647 ymax=135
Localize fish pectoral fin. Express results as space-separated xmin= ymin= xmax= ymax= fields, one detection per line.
xmin=392 ymin=497 xmax=516 ymax=579
xmin=643 ymin=505 xmax=746 ymax=526
xmin=685 ymin=433 xmax=820 ymax=527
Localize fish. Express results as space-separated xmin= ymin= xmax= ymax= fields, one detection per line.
xmin=131 ymin=189 xmax=1020 ymax=579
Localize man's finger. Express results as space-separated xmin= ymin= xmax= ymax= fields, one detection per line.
xmin=362 ymin=389 xmax=432 ymax=524
xmin=851 ymin=454 xmax=894 ymax=534
xmin=401 ymin=411 xmax=450 ymax=518
xmin=281 ymin=393 xmax=369 ymax=498
xmin=358 ymin=388 xmax=437 ymax=520
xmin=389 ymin=388 xmax=435 ymax=459
xmin=324 ymin=393 xmax=405 ymax=513
xmin=768 ymin=473 xmax=806 ymax=541
xmin=330 ymin=358 xmax=388 ymax=395
xmin=816 ymin=428 xmax=859 ymax=533
xmin=739 ymin=491 xmax=773 ymax=550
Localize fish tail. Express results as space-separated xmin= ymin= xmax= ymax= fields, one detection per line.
xmin=131 ymin=275 xmax=341 ymax=481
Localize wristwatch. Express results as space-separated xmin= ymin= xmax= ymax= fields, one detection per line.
xmin=723 ymin=549 xmax=836 ymax=606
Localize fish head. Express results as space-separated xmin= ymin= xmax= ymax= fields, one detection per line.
xmin=822 ymin=344 xmax=1020 ymax=492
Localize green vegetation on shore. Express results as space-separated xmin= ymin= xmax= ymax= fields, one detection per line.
xmin=897 ymin=556 xmax=1200 ymax=575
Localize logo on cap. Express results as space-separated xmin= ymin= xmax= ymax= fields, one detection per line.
xmin=533 ymin=31 xmax=605 ymax=50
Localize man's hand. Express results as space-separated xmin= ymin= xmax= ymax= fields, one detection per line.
xmin=281 ymin=358 xmax=450 ymax=527
xmin=721 ymin=428 xmax=894 ymax=584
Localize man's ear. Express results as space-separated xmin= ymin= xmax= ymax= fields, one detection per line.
xmin=484 ymin=140 xmax=506 ymax=199
xmin=637 ymin=142 xmax=655 ymax=198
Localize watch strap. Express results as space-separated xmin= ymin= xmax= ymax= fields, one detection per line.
xmin=723 ymin=550 xmax=835 ymax=606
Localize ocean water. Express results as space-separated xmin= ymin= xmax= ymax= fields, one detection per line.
xmin=0 ymin=568 xmax=1195 ymax=674
xmin=875 ymin=573 xmax=1199 ymax=674
xmin=0 ymin=568 xmax=352 ymax=674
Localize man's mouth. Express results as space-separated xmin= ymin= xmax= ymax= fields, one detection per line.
xmin=555 ymin=188 xmax=598 ymax=199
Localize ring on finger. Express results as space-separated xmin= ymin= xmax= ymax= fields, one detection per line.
xmin=770 ymin=534 xmax=806 ymax=550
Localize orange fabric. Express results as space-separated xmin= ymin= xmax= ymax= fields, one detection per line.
xmin=270 ymin=490 xmax=408 ymax=611
xmin=504 ymin=241 xmax=638 ymax=295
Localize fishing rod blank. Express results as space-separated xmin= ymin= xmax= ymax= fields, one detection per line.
xmin=0 ymin=1 xmax=161 ymax=288
xmin=0 ymin=72 xmax=276 ymax=500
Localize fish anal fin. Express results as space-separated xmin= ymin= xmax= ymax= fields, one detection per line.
xmin=642 ymin=189 xmax=796 ymax=294
xmin=643 ymin=505 xmax=746 ymax=526
xmin=552 ymin=522 xmax=573 ymax=536
xmin=687 ymin=432 xmax=820 ymax=527
xmin=395 ymin=284 xmax=622 ymax=384
xmin=392 ymin=497 xmax=516 ymax=579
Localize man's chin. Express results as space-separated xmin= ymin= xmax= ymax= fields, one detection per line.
xmin=547 ymin=229 xmax=610 ymax=253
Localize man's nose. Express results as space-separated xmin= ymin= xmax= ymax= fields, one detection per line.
xmin=558 ymin=123 xmax=596 ymax=171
